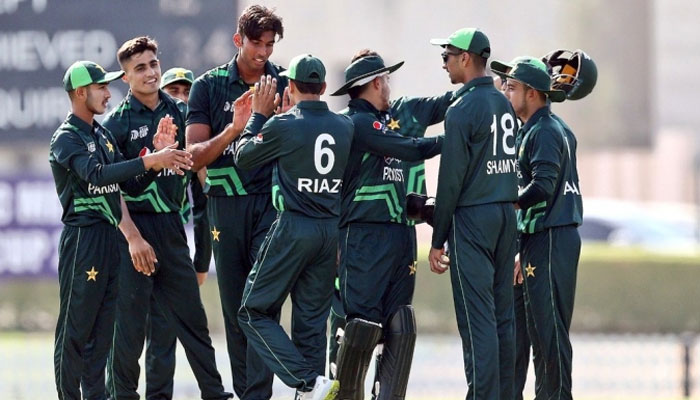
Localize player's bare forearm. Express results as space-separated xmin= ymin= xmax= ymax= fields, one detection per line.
xmin=118 ymin=196 xmax=142 ymax=242
xmin=187 ymin=123 xmax=241 ymax=171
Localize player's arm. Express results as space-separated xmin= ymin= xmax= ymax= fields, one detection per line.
xmin=394 ymin=91 xmax=454 ymax=128
xmin=430 ymin=112 xmax=471 ymax=252
xmin=517 ymin=127 xmax=562 ymax=209
xmin=235 ymin=75 xmax=286 ymax=169
xmin=234 ymin=114 xmax=288 ymax=169
xmin=190 ymin=179 xmax=211 ymax=286
xmin=353 ymin=114 xmax=443 ymax=161
xmin=118 ymin=196 xmax=157 ymax=276
xmin=185 ymin=78 xmax=250 ymax=171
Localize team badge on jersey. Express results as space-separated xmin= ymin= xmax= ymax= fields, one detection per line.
xmin=87 ymin=142 xmax=96 ymax=152
xmin=253 ymin=133 xmax=264 ymax=144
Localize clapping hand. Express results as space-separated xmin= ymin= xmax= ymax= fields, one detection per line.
xmin=153 ymin=114 xmax=178 ymax=151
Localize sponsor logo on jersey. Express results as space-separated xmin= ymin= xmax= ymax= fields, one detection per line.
xmin=130 ymin=125 xmax=149 ymax=141
xmin=298 ymin=178 xmax=342 ymax=193
xmin=372 ymin=121 xmax=384 ymax=131
xmin=563 ymin=181 xmax=580 ymax=195
xmin=253 ymin=133 xmax=263 ymax=144
xmin=223 ymin=101 xmax=232 ymax=112
xmin=139 ymin=147 xmax=151 ymax=157
xmin=223 ymin=141 xmax=236 ymax=155
xmin=88 ymin=182 xmax=120 ymax=195
xmin=382 ymin=167 xmax=404 ymax=182
xmin=87 ymin=142 xmax=96 ymax=152
xmin=384 ymin=156 xmax=400 ymax=166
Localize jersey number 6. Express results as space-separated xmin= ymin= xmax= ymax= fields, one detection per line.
xmin=314 ymin=133 xmax=336 ymax=175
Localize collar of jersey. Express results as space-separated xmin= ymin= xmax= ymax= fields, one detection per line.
xmin=127 ymin=90 xmax=169 ymax=113
xmin=521 ymin=104 xmax=551 ymax=134
xmin=66 ymin=113 xmax=96 ymax=135
xmin=228 ymin=54 xmax=284 ymax=86
xmin=455 ymin=76 xmax=494 ymax=98
xmin=296 ymin=100 xmax=328 ymax=111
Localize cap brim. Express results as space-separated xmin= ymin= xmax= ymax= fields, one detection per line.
xmin=96 ymin=71 xmax=125 ymax=84
xmin=489 ymin=60 xmax=513 ymax=76
xmin=429 ymin=38 xmax=450 ymax=47
xmin=330 ymin=61 xmax=404 ymax=96
xmin=160 ymin=77 xmax=193 ymax=89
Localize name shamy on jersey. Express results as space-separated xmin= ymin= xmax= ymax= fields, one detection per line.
xmin=487 ymin=159 xmax=517 ymax=175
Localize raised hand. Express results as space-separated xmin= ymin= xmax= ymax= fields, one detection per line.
xmin=252 ymin=75 xmax=280 ymax=117
xmin=275 ymin=86 xmax=292 ymax=114
xmin=153 ymin=114 xmax=178 ymax=151
xmin=232 ymin=90 xmax=253 ymax=133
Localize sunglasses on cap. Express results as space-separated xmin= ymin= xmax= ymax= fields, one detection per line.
xmin=441 ymin=50 xmax=464 ymax=63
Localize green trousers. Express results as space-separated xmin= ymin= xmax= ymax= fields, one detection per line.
xmin=514 ymin=283 xmax=531 ymax=400
xmin=238 ymin=212 xmax=338 ymax=390
xmin=339 ymin=222 xmax=415 ymax=326
xmin=447 ymin=203 xmax=517 ymax=400
xmin=54 ymin=222 xmax=120 ymax=400
xmin=520 ymin=225 xmax=580 ymax=400
xmin=208 ymin=194 xmax=275 ymax=399
xmin=107 ymin=212 xmax=229 ymax=400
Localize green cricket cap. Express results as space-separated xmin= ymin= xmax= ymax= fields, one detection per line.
xmin=63 ymin=60 xmax=124 ymax=91
xmin=490 ymin=56 xmax=536 ymax=78
xmin=279 ymin=54 xmax=326 ymax=84
xmin=502 ymin=58 xmax=566 ymax=103
xmin=330 ymin=54 xmax=404 ymax=96
xmin=430 ymin=28 xmax=491 ymax=58
xmin=160 ymin=67 xmax=194 ymax=89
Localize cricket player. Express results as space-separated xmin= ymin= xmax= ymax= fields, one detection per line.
xmin=492 ymin=50 xmax=596 ymax=400
xmin=428 ymin=28 xmax=518 ymax=400
xmin=102 ymin=37 xmax=231 ymax=400
xmin=234 ymin=54 xmax=353 ymax=400
xmin=186 ymin=6 xmax=286 ymax=397
xmin=50 ymin=60 xmax=192 ymax=400
xmin=330 ymin=50 xmax=444 ymax=400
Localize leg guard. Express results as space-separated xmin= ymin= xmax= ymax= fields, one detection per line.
xmin=371 ymin=305 xmax=417 ymax=400
xmin=336 ymin=318 xmax=383 ymax=400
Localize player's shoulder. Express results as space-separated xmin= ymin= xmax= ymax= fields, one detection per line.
xmin=103 ymin=98 xmax=131 ymax=127
xmin=195 ymin=62 xmax=231 ymax=85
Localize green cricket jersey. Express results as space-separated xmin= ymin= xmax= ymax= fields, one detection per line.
xmin=186 ymin=55 xmax=287 ymax=197
xmin=431 ymin=77 xmax=518 ymax=248
xmin=235 ymin=101 xmax=354 ymax=218
xmin=49 ymin=113 xmax=156 ymax=227
xmin=516 ymin=106 xmax=583 ymax=233
xmin=102 ymin=90 xmax=188 ymax=214
xmin=339 ymin=98 xmax=443 ymax=227
xmin=390 ymin=93 xmax=453 ymax=225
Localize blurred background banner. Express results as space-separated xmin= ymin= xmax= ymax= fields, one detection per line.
xmin=0 ymin=0 xmax=236 ymax=143
xmin=0 ymin=175 xmax=61 ymax=277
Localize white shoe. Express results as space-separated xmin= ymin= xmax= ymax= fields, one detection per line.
xmin=297 ymin=376 xmax=340 ymax=400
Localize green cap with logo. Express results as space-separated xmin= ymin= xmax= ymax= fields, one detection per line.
xmin=430 ymin=28 xmax=491 ymax=58
xmin=160 ymin=67 xmax=194 ymax=89
xmin=501 ymin=57 xmax=566 ymax=103
xmin=63 ymin=60 xmax=124 ymax=91
xmin=490 ymin=56 xmax=535 ymax=78
xmin=280 ymin=54 xmax=326 ymax=84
